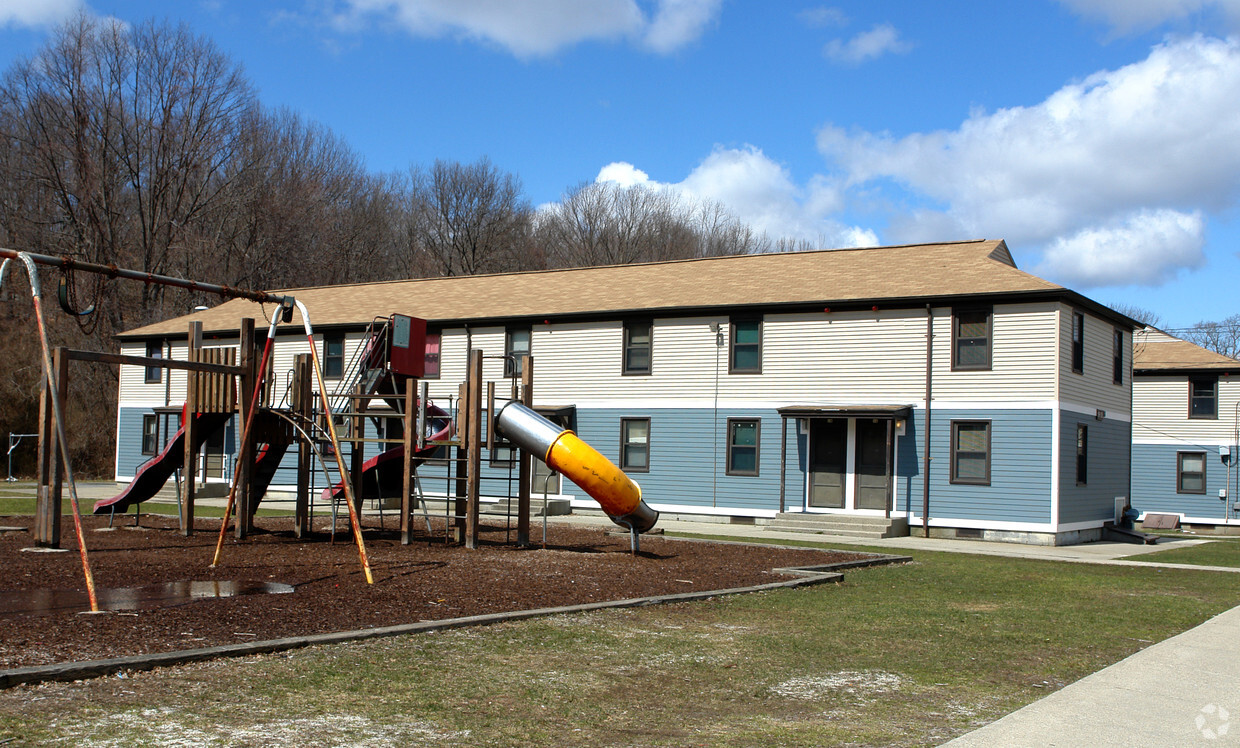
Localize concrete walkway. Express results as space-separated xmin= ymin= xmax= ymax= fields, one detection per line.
xmin=549 ymin=511 xmax=1221 ymax=566
xmin=941 ymin=604 xmax=1240 ymax=746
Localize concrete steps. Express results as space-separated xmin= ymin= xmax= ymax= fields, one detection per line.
xmin=765 ymin=513 xmax=909 ymax=539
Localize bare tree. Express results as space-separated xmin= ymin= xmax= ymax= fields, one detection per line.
xmin=690 ymin=199 xmax=771 ymax=257
xmin=402 ymin=158 xmax=532 ymax=277
xmin=1108 ymin=303 xmax=1164 ymax=329
xmin=0 ymin=14 xmax=258 ymax=475
xmin=206 ymin=108 xmax=404 ymax=291
xmin=536 ymin=181 xmax=767 ymax=268
xmin=0 ymin=13 xmax=258 ymax=331
xmin=1181 ymin=314 xmax=1240 ymax=359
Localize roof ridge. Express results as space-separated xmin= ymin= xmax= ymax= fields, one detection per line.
xmin=271 ymin=239 xmax=1002 ymax=294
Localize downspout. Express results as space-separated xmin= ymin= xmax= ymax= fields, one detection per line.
xmin=923 ymin=304 xmax=933 ymax=538
xmin=1127 ymin=334 xmax=1134 ymax=519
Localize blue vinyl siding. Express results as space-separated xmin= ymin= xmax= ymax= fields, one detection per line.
xmin=1131 ymin=442 xmax=1235 ymax=521
xmin=115 ymin=407 xmax=237 ymax=482
xmin=1058 ymin=413 xmax=1130 ymax=525
xmin=897 ymin=408 xmax=1053 ymax=524
xmin=572 ymin=408 xmax=786 ymax=512
xmin=894 ymin=415 xmax=922 ymax=513
xmin=117 ymin=403 xmax=1068 ymax=526
xmin=116 ymin=408 xmax=151 ymax=478
xmin=409 ymin=406 xmax=791 ymax=512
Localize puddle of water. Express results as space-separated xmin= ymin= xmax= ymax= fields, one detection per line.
xmin=0 ymin=580 xmax=294 ymax=617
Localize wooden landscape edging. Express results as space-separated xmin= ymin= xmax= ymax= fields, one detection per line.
xmin=0 ymin=552 xmax=911 ymax=689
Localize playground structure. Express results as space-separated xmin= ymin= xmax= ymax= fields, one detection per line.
xmin=1 ymin=247 xmax=659 ymax=608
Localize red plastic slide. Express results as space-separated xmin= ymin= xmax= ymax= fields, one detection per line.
xmin=94 ymin=412 xmax=232 ymax=514
xmin=320 ymin=406 xmax=453 ymax=504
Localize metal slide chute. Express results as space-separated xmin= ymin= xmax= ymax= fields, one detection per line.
xmin=494 ymin=401 xmax=658 ymax=533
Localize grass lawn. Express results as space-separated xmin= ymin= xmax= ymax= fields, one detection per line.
xmin=2 ymin=535 xmax=1239 ymax=746
xmin=1122 ymin=536 xmax=1240 ymax=568
xmin=0 ymin=484 xmax=294 ymax=519
xmin=0 ymin=495 xmax=292 ymax=519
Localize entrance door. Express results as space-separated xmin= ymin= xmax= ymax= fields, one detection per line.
xmin=808 ymin=419 xmax=848 ymax=508
xmin=854 ymin=419 xmax=890 ymax=511
xmin=203 ymin=425 xmax=227 ymax=480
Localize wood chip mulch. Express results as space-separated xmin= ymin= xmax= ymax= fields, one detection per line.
xmin=0 ymin=514 xmax=872 ymax=670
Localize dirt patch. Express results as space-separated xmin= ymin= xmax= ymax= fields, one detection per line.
xmin=0 ymin=514 xmax=869 ymax=671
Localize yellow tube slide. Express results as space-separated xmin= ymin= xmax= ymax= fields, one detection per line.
xmin=543 ymin=431 xmax=642 ymax=520
xmin=494 ymin=401 xmax=659 ymax=533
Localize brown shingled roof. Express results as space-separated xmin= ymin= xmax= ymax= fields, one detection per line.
xmin=119 ymin=239 xmax=1064 ymax=338
xmin=1134 ymin=329 xmax=1240 ymax=372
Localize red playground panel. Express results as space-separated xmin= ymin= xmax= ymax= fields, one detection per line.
xmin=388 ymin=314 xmax=427 ymax=378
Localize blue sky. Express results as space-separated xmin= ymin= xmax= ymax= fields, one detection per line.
xmin=2 ymin=0 xmax=1239 ymax=330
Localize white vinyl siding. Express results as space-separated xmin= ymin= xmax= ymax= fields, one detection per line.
xmin=933 ymin=303 xmax=1060 ymax=403
xmin=1133 ymin=375 xmax=1240 ymax=443
xmin=118 ymin=339 xmax=193 ymax=407
xmin=1059 ymin=305 xmax=1131 ymax=416
xmin=118 ymin=302 xmax=1084 ymax=421
xmin=427 ymin=305 xmax=1064 ymax=407
xmin=118 ymin=332 xmax=383 ymax=412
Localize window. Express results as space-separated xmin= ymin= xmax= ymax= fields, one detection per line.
xmin=489 ymin=435 xmax=515 ymax=467
xmin=1190 ymin=376 xmax=1218 ymax=419
xmin=1112 ymin=328 xmax=1124 ymax=385
xmin=726 ymin=418 xmax=760 ymax=475
xmin=623 ymin=319 xmax=652 ymax=375
xmin=144 ymin=340 xmax=163 ymax=384
xmin=1075 ymin=424 xmax=1088 ymax=485
xmin=505 ymin=327 xmax=531 ymax=377
xmin=620 ymin=418 xmax=650 ymax=472
xmin=950 ymin=421 xmax=991 ymax=485
xmin=1071 ymin=311 xmax=1085 ymax=374
xmin=323 ymin=333 xmax=345 ymax=379
xmin=141 ymin=414 xmax=159 ymax=455
xmin=1178 ymin=452 xmax=1207 ymax=494
xmin=424 ymin=332 xmax=441 ymax=379
xmin=729 ymin=318 xmax=762 ymax=374
xmin=952 ymin=307 xmax=992 ymax=370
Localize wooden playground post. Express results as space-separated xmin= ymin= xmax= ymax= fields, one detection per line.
xmin=33 ymin=347 xmax=67 ymax=547
xmin=517 ymin=355 xmax=533 ymax=547
xmin=453 ymin=381 xmax=468 ymax=544
xmin=181 ymin=321 xmax=202 ymax=536
xmin=400 ymin=381 xmax=415 ymax=545
xmin=465 ymin=349 xmax=482 ymax=549
xmin=235 ymin=317 xmax=256 ymax=538
xmin=293 ymin=354 xmax=312 ymax=538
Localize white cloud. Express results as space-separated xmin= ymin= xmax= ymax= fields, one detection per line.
xmin=643 ymin=0 xmax=721 ymax=53
xmin=1057 ymin=0 xmax=1240 ymax=32
xmin=1035 ymin=209 xmax=1206 ymax=286
xmin=596 ymin=161 xmax=651 ymax=187
xmin=816 ymin=34 xmax=1240 ymax=287
xmin=823 ymin=23 xmax=910 ymax=65
xmin=0 ymin=0 xmax=80 ymax=28
xmin=594 ymin=147 xmax=876 ymax=248
xmin=338 ymin=0 xmax=720 ymax=57
xmin=798 ymin=6 xmax=848 ymax=28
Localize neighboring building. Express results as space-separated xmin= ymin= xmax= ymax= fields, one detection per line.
xmin=113 ymin=240 xmax=1136 ymax=545
xmin=1132 ymin=328 xmax=1240 ymax=527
